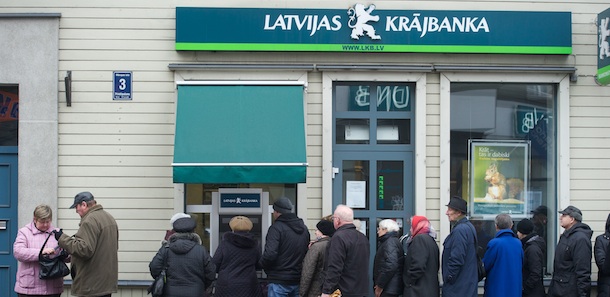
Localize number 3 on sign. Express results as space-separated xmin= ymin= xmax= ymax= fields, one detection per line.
xmin=113 ymin=71 xmax=132 ymax=100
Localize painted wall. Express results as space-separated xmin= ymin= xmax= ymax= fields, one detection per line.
xmin=0 ymin=15 xmax=59 ymax=234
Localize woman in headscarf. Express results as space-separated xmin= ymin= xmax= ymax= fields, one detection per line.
xmin=402 ymin=215 xmax=439 ymax=297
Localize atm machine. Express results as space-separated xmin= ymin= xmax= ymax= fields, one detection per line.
xmin=210 ymin=188 xmax=272 ymax=257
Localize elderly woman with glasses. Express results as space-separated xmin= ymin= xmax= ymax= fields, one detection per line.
xmin=13 ymin=204 xmax=69 ymax=297
xmin=373 ymin=219 xmax=404 ymax=297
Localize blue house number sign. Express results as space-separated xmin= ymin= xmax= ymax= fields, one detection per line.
xmin=113 ymin=71 xmax=132 ymax=100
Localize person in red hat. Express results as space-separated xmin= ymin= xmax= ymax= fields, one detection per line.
xmin=402 ymin=215 xmax=439 ymax=297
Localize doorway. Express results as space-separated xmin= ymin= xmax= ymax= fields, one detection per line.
xmin=331 ymin=82 xmax=415 ymax=284
xmin=0 ymin=146 xmax=18 ymax=297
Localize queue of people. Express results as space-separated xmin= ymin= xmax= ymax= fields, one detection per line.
xmin=12 ymin=194 xmax=610 ymax=297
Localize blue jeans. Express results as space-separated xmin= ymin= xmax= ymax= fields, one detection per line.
xmin=267 ymin=283 xmax=299 ymax=297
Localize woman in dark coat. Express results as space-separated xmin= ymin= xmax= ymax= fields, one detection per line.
xmin=373 ymin=219 xmax=404 ymax=297
xmin=300 ymin=219 xmax=335 ymax=297
xmin=595 ymin=213 xmax=610 ymax=297
xmin=149 ymin=216 xmax=216 ymax=297
xmin=402 ymin=215 xmax=439 ymax=297
xmin=212 ymin=216 xmax=263 ymax=297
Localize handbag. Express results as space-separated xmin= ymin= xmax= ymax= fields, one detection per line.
xmin=466 ymin=222 xmax=486 ymax=282
xmin=39 ymin=232 xmax=70 ymax=279
xmin=476 ymin=252 xmax=486 ymax=282
xmin=148 ymin=269 xmax=166 ymax=297
xmin=148 ymin=247 xmax=169 ymax=297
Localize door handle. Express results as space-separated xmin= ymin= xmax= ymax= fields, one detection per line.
xmin=332 ymin=167 xmax=339 ymax=179
xmin=0 ymin=220 xmax=6 ymax=230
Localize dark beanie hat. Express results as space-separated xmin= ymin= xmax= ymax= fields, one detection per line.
xmin=273 ymin=197 xmax=293 ymax=214
xmin=173 ymin=217 xmax=196 ymax=233
xmin=517 ymin=219 xmax=534 ymax=235
xmin=316 ymin=220 xmax=335 ymax=237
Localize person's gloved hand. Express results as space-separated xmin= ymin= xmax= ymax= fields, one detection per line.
xmin=54 ymin=229 xmax=63 ymax=240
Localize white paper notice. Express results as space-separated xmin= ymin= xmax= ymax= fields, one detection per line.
xmin=346 ymin=180 xmax=366 ymax=208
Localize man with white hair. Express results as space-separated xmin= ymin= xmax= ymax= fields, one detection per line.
xmin=321 ymin=204 xmax=369 ymax=297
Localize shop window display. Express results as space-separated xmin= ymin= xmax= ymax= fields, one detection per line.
xmin=450 ymin=82 xmax=555 ymax=275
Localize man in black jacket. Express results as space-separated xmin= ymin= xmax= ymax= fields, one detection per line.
xmin=594 ymin=213 xmax=610 ymax=297
xmin=517 ymin=218 xmax=546 ymax=297
xmin=548 ymin=205 xmax=593 ymax=297
xmin=321 ymin=204 xmax=370 ymax=297
xmin=260 ymin=197 xmax=310 ymax=297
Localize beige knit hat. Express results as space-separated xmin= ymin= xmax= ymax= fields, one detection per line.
xmin=229 ymin=216 xmax=253 ymax=232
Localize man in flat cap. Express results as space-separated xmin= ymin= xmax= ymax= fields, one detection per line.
xmin=548 ymin=205 xmax=593 ymax=297
xmin=55 ymin=192 xmax=119 ymax=297
xmin=260 ymin=197 xmax=310 ymax=297
xmin=441 ymin=196 xmax=478 ymax=297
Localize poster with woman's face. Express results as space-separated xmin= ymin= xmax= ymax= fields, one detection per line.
xmin=470 ymin=141 xmax=529 ymax=216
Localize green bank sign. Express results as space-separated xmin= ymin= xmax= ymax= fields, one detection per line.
xmin=176 ymin=6 xmax=571 ymax=54
xmin=598 ymin=7 xmax=610 ymax=85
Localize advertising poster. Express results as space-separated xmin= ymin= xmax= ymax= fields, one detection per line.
xmin=470 ymin=141 xmax=529 ymax=216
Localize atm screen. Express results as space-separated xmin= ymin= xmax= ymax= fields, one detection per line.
xmin=218 ymin=214 xmax=263 ymax=252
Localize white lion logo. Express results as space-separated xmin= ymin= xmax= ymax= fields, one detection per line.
xmin=347 ymin=4 xmax=381 ymax=40
xmin=600 ymin=17 xmax=610 ymax=59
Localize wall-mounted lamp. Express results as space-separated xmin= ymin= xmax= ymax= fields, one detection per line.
xmin=65 ymin=71 xmax=72 ymax=107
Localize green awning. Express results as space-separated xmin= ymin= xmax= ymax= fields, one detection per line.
xmin=173 ymin=83 xmax=307 ymax=183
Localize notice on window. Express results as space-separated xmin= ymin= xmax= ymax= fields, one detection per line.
xmin=346 ymin=180 xmax=366 ymax=208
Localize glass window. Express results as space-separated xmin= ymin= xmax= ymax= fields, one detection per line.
xmin=342 ymin=160 xmax=370 ymax=210
xmin=0 ymin=86 xmax=19 ymax=146
xmin=450 ymin=82 xmax=555 ymax=275
xmin=334 ymin=82 xmax=414 ymax=146
xmin=377 ymin=119 xmax=410 ymax=144
xmin=377 ymin=161 xmax=404 ymax=210
xmin=336 ymin=119 xmax=370 ymax=144
xmin=376 ymin=85 xmax=412 ymax=112
xmin=335 ymin=85 xmax=371 ymax=112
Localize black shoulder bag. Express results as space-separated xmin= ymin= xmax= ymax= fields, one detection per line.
xmin=39 ymin=232 xmax=70 ymax=279
xmin=466 ymin=222 xmax=486 ymax=282
xmin=148 ymin=247 xmax=169 ymax=297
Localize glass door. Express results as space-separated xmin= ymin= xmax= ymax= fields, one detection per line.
xmin=332 ymin=151 xmax=413 ymax=279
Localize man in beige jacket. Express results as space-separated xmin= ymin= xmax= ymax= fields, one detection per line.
xmin=56 ymin=191 xmax=119 ymax=297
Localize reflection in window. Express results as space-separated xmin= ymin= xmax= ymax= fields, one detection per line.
xmin=450 ymin=82 xmax=555 ymax=275
xmin=377 ymin=161 xmax=404 ymax=210
xmin=0 ymin=86 xmax=19 ymax=146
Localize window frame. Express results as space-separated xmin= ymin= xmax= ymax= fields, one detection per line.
xmin=439 ymin=72 xmax=571 ymax=275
